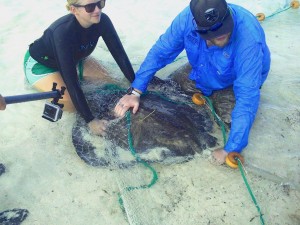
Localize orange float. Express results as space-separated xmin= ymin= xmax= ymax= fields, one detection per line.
xmin=225 ymin=152 xmax=245 ymax=169
xmin=291 ymin=0 xmax=300 ymax=8
xmin=256 ymin=13 xmax=266 ymax=21
xmin=192 ymin=93 xmax=205 ymax=105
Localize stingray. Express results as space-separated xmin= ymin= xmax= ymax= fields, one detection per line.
xmin=0 ymin=164 xmax=29 ymax=225
xmin=71 ymin=63 xmax=232 ymax=168
xmin=0 ymin=163 xmax=5 ymax=176
xmin=0 ymin=209 xmax=29 ymax=225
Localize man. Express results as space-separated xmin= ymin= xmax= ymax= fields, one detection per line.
xmin=114 ymin=0 xmax=271 ymax=164
xmin=0 ymin=95 xmax=6 ymax=110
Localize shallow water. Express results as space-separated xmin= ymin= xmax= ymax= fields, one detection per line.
xmin=0 ymin=0 xmax=299 ymax=224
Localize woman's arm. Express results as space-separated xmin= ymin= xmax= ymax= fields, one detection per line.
xmin=101 ymin=14 xmax=135 ymax=83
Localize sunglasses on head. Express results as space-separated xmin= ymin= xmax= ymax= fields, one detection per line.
xmin=194 ymin=7 xmax=229 ymax=34
xmin=73 ymin=0 xmax=106 ymax=13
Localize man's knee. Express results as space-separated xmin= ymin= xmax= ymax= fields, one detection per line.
xmin=210 ymin=87 xmax=235 ymax=126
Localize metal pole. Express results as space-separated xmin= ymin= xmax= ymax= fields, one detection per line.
xmin=4 ymin=91 xmax=60 ymax=104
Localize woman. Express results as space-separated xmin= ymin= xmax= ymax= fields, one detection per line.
xmin=24 ymin=0 xmax=135 ymax=135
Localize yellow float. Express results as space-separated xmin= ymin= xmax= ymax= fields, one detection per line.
xmin=291 ymin=0 xmax=300 ymax=9
xmin=192 ymin=93 xmax=205 ymax=105
xmin=256 ymin=13 xmax=265 ymax=21
xmin=225 ymin=152 xmax=245 ymax=169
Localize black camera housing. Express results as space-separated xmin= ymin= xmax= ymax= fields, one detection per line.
xmin=42 ymin=102 xmax=63 ymax=122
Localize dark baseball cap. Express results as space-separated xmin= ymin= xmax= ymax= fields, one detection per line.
xmin=190 ymin=0 xmax=234 ymax=40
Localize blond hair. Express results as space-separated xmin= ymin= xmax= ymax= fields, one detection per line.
xmin=66 ymin=0 xmax=80 ymax=11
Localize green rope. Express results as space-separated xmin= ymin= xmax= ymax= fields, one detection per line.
xmin=118 ymin=111 xmax=158 ymax=212
xmin=203 ymin=96 xmax=228 ymax=144
xmin=174 ymin=55 xmax=187 ymax=62
xmin=125 ymin=111 xmax=158 ymax=190
xmin=93 ymin=85 xmax=263 ymax=222
xmin=257 ymin=5 xmax=293 ymax=21
xmin=199 ymin=95 xmax=265 ymax=224
xmin=100 ymin=84 xmax=126 ymax=92
xmin=237 ymin=159 xmax=265 ymax=225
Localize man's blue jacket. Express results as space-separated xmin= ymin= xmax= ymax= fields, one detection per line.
xmin=132 ymin=4 xmax=271 ymax=153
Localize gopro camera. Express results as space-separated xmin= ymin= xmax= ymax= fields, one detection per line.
xmin=42 ymin=102 xmax=63 ymax=122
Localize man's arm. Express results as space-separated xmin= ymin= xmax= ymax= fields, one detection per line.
xmin=131 ymin=8 xmax=189 ymax=92
xmin=114 ymin=8 xmax=190 ymax=118
xmin=225 ymin=44 xmax=264 ymax=153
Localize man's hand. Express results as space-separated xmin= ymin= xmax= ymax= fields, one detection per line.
xmin=88 ymin=119 xmax=108 ymax=136
xmin=212 ymin=148 xmax=228 ymax=165
xmin=114 ymin=94 xmax=140 ymax=118
xmin=0 ymin=95 xmax=6 ymax=110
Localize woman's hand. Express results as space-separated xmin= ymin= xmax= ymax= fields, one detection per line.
xmin=0 ymin=95 xmax=6 ymax=110
xmin=114 ymin=94 xmax=140 ymax=118
xmin=88 ymin=118 xmax=108 ymax=136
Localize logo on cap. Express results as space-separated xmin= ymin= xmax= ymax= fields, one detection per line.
xmin=204 ymin=8 xmax=219 ymax=23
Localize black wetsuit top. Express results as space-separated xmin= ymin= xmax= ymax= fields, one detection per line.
xmin=29 ymin=13 xmax=135 ymax=123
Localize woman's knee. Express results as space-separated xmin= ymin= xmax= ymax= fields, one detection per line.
xmin=82 ymin=56 xmax=116 ymax=83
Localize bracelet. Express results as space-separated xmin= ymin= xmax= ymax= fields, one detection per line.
xmin=126 ymin=87 xmax=141 ymax=97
